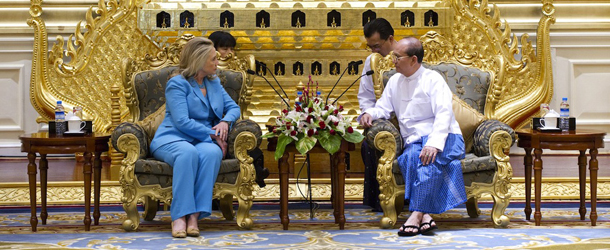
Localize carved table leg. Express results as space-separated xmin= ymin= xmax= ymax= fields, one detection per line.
xmin=589 ymin=148 xmax=599 ymax=226
xmin=278 ymin=152 xmax=290 ymax=230
xmin=330 ymin=154 xmax=338 ymax=223
xmin=94 ymin=152 xmax=102 ymax=225
xmin=524 ymin=148 xmax=532 ymax=220
xmin=331 ymin=143 xmax=347 ymax=230
xmin=578 ymin=150 xmax=587 ymax=220
xmin=40 ymin=154 xmax=48 ymax=225
xmin=533 ymin=148 xmax=543 ymax=226
xmin=27 ymin=152 xmax=38 ymax=232
xmin=83 ymin=152 xmax=92 ymax=231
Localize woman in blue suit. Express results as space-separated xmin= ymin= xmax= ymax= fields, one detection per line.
xmin=150 ymin=37 xmax=240 ymax=238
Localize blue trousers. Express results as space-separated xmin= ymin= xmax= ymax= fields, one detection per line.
xmin=397 ymin=134 xmax=467 ymax=214
xmin=153 ymin=140 xmax=222 ymax=221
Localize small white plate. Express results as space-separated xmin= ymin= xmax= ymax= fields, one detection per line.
xmin=64 ymin=131 xmax=85 ymax=135
xmin=538 ymin=127 xmax=560 ymax=132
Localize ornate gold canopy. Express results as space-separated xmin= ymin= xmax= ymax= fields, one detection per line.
xmin=28 ymin=0 xmax=554 ymax=133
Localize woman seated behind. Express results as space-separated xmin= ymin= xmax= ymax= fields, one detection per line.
xmin=150 ymin=37 xmax=240 ymax=238
xmin=208 ymin=31 xmax=236 ymax=59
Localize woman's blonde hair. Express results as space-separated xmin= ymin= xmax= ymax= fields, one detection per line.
xmin=180 ymin=37 xmax=216 ymax=79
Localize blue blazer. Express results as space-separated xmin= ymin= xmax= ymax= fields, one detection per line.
xmin=150 ymin=75 xmax=240 ymax=153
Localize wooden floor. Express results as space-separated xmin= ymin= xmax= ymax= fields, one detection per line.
xmin=0 ymin=153 xmax=608 ymax=182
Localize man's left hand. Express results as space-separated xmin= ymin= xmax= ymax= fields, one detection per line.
xmin=419 ymin=146 xmax=439 ymax=165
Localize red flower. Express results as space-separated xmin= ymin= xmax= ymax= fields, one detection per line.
xmin=295 ymin=106 xmax=302 ymax=112
xmin=308 ymin=107 xmax=314 ymax=113
xmin=290 ymin=130 xmax=297 ymax=136
xmin=314 ymin=130 xmax=319 ymax=135
xmin=286 ymin=124 xmax=291 ymax=130
xmin=339 ymin=105 xmax=344 ymax=111
xmin=324 ymin=105 xmax=329 ymax=110
xmin=334 ymin=109 xmax=339 ymax=115
xmin=334 ymin=121 xmax=339 ymax=126
xmin=306 ymin=116 xmax=312 ymax=123
xmin=319 ymin=121 xmax=326 ymax=129
xmin=307 ymin=129 xmax=314 ymax=137
xmin=347 ymin=127 xmax=354 ymax=133
xmin=282 ymin=109 xmax=288 ymax=114
xmin=329 ymin=129 xmax=336 ymax=135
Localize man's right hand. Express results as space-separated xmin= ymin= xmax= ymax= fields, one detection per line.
xmin=360 ymin=113 xmax=373 ymax=128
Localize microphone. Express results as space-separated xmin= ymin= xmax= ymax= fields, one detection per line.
xmin=246 ymin=69 xmax=291 ymax=109
xmin=331 ymin=70 xmax=374 ymax=106
xmin=326 ymin=60 xmax=364 ymax=103
xmin=256 ymin=61 xmax=290 ymax=101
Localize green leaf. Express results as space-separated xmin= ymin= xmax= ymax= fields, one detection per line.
xmin=296 ymin=136 xmax=317 ymax=155
xmin=262 ymin=132 xmax=277 ymax=139
xmin=318 ymin=130 xmax=342 ymax=154
xmin=274 ymin=134 xmax=294 ymax=161
xmin=342 ymin=131 xmax=364 ymax=144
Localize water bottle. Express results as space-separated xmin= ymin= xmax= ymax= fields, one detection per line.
xmin=559 ymin=97 xmax=570 ymax=132
xmin=295 ymin=91 xmax=303 ymax=106
xmin=54 ymin=100 xmax=65 ymax=135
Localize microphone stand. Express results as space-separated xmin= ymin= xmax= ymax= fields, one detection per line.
xmin=326 ymin=62 xmax=352 ymax=104
xmin=246 ymin=70 xmax=291 ymax=109
xmin=258 ymin=62 xmax=290 ymax=102
xmin=331 ymin=70 xmax=374 ymax=106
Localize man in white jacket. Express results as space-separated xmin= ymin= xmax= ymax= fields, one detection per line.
xmin=361 ymin=37 xmax=467 ymax=236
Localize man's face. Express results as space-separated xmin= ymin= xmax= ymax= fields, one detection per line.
xmin=365 ymin=32 xmax=393 ymax=56
xmin=392 ymin=49 xmax=417 ymax=77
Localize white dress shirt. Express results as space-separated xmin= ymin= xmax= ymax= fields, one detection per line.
xmin=366 ymin=66 xmax=462 ymax=151
xmin=357 ymin=54 xmax=377 ymax=114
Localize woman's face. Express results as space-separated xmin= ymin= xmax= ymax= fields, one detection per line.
xmin=217 ymin=46 xmax=235 ymax=58
xmin=201 ymin=48 xmax=219 ymax=76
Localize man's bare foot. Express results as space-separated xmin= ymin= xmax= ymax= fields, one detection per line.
xmin=397 ymin=211 xmax=422 ymax=236
xmin=420 ymin=213 xmax=438 ymax=235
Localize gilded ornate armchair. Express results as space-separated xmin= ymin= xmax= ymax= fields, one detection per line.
xmin=110 ymin=35 xmax=263 ymax=231
xmin=367 ymin=0 xmax=555 ymax=229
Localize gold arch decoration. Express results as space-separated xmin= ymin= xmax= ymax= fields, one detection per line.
xmin=371 ymin=0 xmax=555 ymax=129
xmin=28 ymin=0 xmax=160 ymax=133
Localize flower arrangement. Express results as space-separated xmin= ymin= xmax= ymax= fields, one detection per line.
xmin=262 ymin=76 xmax=364 ymax=160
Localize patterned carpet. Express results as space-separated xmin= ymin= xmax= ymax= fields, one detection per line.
xmin=0 ymin=202 xmax=609 ymax=249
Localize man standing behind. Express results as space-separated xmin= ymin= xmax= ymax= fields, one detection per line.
xmin=358 ymin=18 xmax=397 ymax=212
xmin=360 ymin=37 xmax=467 ymax=236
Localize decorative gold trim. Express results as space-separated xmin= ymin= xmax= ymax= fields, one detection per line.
xmin=1 ymin=178 xmax=609 ymax=206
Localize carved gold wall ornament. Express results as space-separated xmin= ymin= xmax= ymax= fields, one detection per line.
xmin=28 ymin=0 xmax=159 ymax=132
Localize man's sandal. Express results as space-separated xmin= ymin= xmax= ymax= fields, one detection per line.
xmin=419 ymin=220 xmax=438 ymax=235
xmin=397 ymin=224 xmax=420 ymax=237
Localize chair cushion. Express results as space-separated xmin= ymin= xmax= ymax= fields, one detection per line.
xmin=452 ymin=95 xmax=486 ymax=153
xmin=134 ymin=158 xmax=241 ymax=188
xmin=382 ymin=63 xmax=491 ymax=115
xmin=136 ymin=104 xmax=166 ymax=154
xmin=460 ymin=154 xmax=496 ymax=174
xmin=133 ymin=66 xmax=179 ymax=120
xmin=463 ymin=170 xmax=495 ymax=186
xmin=424 ymin=63 xmax=490 ymax=114
xmin=216 ymin=69 xmax=244 ymax=104
xmin=391 ymin=153 xmax=496 ymax=186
